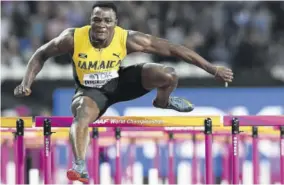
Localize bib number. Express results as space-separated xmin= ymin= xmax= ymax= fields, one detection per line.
xmin=83 ymin=71 xmax=118 ymax=88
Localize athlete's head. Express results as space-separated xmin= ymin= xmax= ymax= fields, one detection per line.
xmin=90 ymin=2 xmax=118 ymax=42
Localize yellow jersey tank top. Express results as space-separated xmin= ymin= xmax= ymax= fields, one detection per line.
xmin=72 ymin=25 xmax=128 ymax=88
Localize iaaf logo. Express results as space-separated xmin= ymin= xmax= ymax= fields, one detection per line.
xmin=93 ymin=119 xmax=110 ymax=124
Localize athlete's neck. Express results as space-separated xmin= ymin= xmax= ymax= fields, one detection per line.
xmin=91 ymin=38 xmax=107 ymax=49
xmin=90 ymin=31 xmax=114 ymax=49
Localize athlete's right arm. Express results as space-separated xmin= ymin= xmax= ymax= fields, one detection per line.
xmin=14 ymin=28 xmax=74 ymax=97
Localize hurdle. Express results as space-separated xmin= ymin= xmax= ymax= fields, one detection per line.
xmin=93 ymin=122 xmax=281 ymax=185
xmin=0 ymin=117 xmax=33 ymax=184
xmin=3 ymin=115 xmax=284 ymax=184
xmin=150 ymin=120 xmax=282 ymax=184
xmin=224 ymin=116 xmax=284 ymax=184
xmin=35 ymin=116 xmax=221 ymax=184
xmin=94 ymin=129 xmax=166 ymax=184
xmin=100 ymin=123 xmax=282 ymax=184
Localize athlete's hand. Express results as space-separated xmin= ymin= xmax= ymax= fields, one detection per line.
xmin=14 ymin=84 xmax=32 ymax=97
xmin=214 ymin=66 xmax=234 ymax=83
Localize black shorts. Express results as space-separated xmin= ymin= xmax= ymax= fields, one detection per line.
xmin=72 ymin=63 xmax=150 ymax=116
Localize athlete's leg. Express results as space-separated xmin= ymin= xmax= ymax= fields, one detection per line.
xmin=110 ymin=63 xmax=193 ymax=112
xmin=141 ymin=63 xmax=194 ymax=112
xmin=70 ymin=96 xmax=99 ymax=161
xmin=141 ymin=63 xmax=177 ymax=107
xmin=67 ymin=96 xmax=100 ymax=183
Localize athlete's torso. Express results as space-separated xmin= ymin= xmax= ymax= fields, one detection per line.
xmin=72 ymin=25 xmax=128 ymax=88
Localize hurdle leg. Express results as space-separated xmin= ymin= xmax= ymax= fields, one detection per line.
xmin=252 ymin=126 xmax=259 ymax=184
xmin=280 ymin=126 xmax=284 ymax=184
xmin=15 ymin=119 xmax=25 ymax=184
xmin=231 ymin=118 xmax=240 ymax=184
xmin=204 ymin=118 xmax=213 ymax=184
xmin=92 ymin=128 xmax=100 ymax=184
xmin=239 ymin=136 xmax=245 ymax=184
xmin=115 ymin=128 xmax=121 ymax=184
xmin=168 ymin=132 xmax=175 ymax=184
xmin=40 ymin=148 xmax=44 ymax=182
xmin=221 ymin=137 xmax=230 ymax=184
xmin=43 ymin=118 xmax=53 ymax=184
xmin=51 ymin=144 xmax=56 ymax=184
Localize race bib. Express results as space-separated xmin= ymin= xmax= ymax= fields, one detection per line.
xmin=83 ymin=71 xmax=119 ymax=88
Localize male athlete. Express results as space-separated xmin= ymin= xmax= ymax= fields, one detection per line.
xmin=14 ymin=2 xmax=233 ymax=183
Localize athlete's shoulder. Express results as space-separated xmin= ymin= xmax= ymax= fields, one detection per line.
xmin=60 ymin=28 xmax=75 ymax=37
xmin=74 ymin=25 xmax=91 ymax=31
xmin=57 ymin=28 xmax=76 ymax=47
xmin=115 ymin=26 xmax=128 ymax=33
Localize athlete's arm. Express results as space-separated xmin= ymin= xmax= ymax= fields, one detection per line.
xmin=126 ymin=31 xmax=233 ymax=82
xmin=14 ymin=28 xmax=74 ymax=97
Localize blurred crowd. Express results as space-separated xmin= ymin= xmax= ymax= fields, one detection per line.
xmin=2 ymin=1 xmax=284 ymax=78
xmin=1 ymin=1 xmax=284 ymax=117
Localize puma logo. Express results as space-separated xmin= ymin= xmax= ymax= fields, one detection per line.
xmin=113 ymin=53 xmax=120 ymax=58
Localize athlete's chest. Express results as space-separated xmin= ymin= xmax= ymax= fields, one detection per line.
xmin=74 ymin=47 xmax=125 ymax=71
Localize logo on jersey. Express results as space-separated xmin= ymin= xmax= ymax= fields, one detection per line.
xmin=112 ymin=53 xmax=120 ymax=58
xmin=78 ymin=60 xmax=122 ymax=70
xmin=78 ymin=53 xmax=88 ymax=59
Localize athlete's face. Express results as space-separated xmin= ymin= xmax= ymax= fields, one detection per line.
xmin=90 ymin=7 xmax=117 ymax=42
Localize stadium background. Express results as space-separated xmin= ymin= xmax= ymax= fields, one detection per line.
xmin=1 ymin=1 xmax=284 ymax=184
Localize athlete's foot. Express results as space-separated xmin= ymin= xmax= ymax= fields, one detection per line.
xmin=67 ymin=160 xmax=89 ymax=184
xmin=153 ymin=96 xmax=194 ymax=112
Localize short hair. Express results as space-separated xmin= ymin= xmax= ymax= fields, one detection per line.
xmin=92 ymin=2 xmax=118 ymax=17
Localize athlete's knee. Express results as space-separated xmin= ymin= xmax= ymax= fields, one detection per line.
xmin=73 ymin=97 xmax=100 ymax=125
xmin=141 ymin=63 xmax=178 ymax=89
xmin=162 ymin=66 xmax=178 ymax=85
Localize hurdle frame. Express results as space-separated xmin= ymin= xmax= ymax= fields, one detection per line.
xmin=252 ymin=126 xmax=259 ymax=184
xmin=3 ymin=115 xmax=284 ymax=184
xmin=43 ymin=119 xmax=54 ymax=184
xmin=281 ymin=126 xmax=284 ymax=184
xmin=15 ymin=119 xmax=25 ymax=184
xmin=35 ymin=116 xmax=219 ymax=185
xmin=224 ymin=116 xmax=284 ymax=184
xmin=92 ymin=128 xmax=100 ymax=184
xmin=0 ymin=117 xmax=33 ymax=184
xmin=168 ymin=131 xmax=174 ymax=184
xmin=115 ymin=127 xmax=122 ymax=184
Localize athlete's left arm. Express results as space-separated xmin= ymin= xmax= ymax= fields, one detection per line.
xmin=126 ymin=31 xmax=233 ymax=82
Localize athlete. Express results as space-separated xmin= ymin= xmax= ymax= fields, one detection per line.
xmin=14 ymin=2 xmax=233 ymax=183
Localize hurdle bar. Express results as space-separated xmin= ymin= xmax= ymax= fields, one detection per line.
xmin=0 ymin=117 xmax=33 ymax=184
xmin=224 ymin=116 xmax=284 ymax=184
xmin=1 ymin=117 xmax=33 ymax=128
xmin=35 ymin=116 xmax=221 ymax=127
xmin=35 ymin=116 xmax=220 ymax=184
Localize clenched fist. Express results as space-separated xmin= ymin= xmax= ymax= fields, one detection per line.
xmin=14 ymin=84 xmax=31 ymax=97
xmin=214 ymin=66 xmax=234 ymax=83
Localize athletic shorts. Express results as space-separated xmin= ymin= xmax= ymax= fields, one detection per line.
xmin=72 ymin=63 xmax=150 ymax=117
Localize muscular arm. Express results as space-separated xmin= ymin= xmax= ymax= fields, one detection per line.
xmin=126 ymin=31 xmax=217 ymax=75
xmin=21 ymin=28 xmax=74 ymax=87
